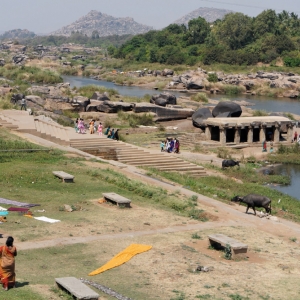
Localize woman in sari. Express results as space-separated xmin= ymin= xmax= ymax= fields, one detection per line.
xmin=0 ymin=236 xmax=17 ymax=290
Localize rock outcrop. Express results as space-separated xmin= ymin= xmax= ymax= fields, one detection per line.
xmin=51 ymin=10 xmax=153 ymax=37
xmin=133 ymin=103 xmax=193 ymax=121
xmin=150 ymin=92 xmax=177 ymax=107
xmin=192 ymin=108 xmax=213 ymax=128
xmin=212 ymin=101 xmax=242 ymax=118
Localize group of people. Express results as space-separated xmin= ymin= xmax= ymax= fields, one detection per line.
xmin=75 ymin=118 xmax=104 ymax=136
xmin=105 ymin=126 xmax=120 ymax=140
xmin=262 ymin=140 xmax=273 ymax=153
xmin=161 ymin=138 xmax=180 ymax=153
xmin=0 ymin=236 xmax=17 ymax=291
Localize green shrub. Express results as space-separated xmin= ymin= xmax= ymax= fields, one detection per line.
xmin=223 ymin=85 xmax=245 ymax=95
xmin=191 ymin=93 xmax=208 ymax=103
xmin=253 ymin=110 xmax=268 ymax=116
xmin=207 ymin=73 xmax=218 ymax=82
xmin=76 ymin=85 xmax=119 ymax=98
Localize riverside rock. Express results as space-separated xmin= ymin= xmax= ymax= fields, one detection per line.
xmin=133 ymin=102 xmax=193 ymax=121
xmin=91 ymin=92 xmax=110 ymax=101
xmin=186 ymin=77 xmax=204 ymax=90
xmin=71 ymin=96 xmax=90 ymax=111
xmin=212 ymin=101 xmax=242 ymax=118
xmin=96 ymin=101 xmax=134 ymax=113
xmin=192 ymin=107 xmax=213 ymax=128
xmin=150 ymin=92 xmax=177 ymax=106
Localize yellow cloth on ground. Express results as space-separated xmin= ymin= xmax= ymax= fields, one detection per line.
xmin=89 ymin=244 xmax=152 ymax=276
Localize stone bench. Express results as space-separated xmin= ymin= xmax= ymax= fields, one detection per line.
xmin=102 ymin=192 xmax=131 ymax=207
xmin=53 ymin=171 xmax=74 ymax=183
xmin=208 ymin=234 xmax=248 ymax=258
xmin=55 ymin=277 xmax=99 ymax=300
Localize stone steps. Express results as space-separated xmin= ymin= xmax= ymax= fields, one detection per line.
xmin=0 ymin=110 xmax=207 ymax=178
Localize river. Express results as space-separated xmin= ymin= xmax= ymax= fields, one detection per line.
xmin=62 ymin=75 xmax=300 ymax=200
xmin=62 ymin=75 xmax=300 ymax=115
xmin=272 ymin=165 xmax=300 ymax=200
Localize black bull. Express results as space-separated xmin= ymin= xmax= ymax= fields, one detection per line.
xmin=222 ymin=159 xmax=240 ymax=169
xmin=231 ymin=194 xmax=272 ymax=215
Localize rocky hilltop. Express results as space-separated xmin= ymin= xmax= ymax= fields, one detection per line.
xmin=51 ymin=10 xmax=153 ymax=37
xmin=0 ymin=29 xmax=36 ymax=40
xmin=174 ymin=7 xmax=233 ymax=25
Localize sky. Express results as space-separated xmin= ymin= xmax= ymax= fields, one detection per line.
xmin=1 ymin=0 xmax=300 ymax=34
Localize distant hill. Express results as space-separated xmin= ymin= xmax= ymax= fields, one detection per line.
xmin=174 ymin=7 xmax=233 ymax=25
xmin=51 ymin=10 xmax=153 ymax=37
xmin=0 ymin=29 xmax=36 ymax=40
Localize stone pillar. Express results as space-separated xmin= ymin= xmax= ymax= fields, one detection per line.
xmin=274 ymin=123 xmax=280 ymax=143
xmin=247 ymin=126 xmax=253 ymax=143
xmin=287 ymin=123 xmax=294 ymax=143
xmin=220 ymin=127 xmax=226 ymax=145
xmin=259 ymin=124 xmax=266 ymax=142
xmin=205 ymin=126 xmax=212 ymax=140
xmin=234 ymin=126 xmax=241 ymax=144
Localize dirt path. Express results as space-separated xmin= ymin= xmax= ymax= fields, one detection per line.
xmin=17 ymin=132 xmax=300 ymax=250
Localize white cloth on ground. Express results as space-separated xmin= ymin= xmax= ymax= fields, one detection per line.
xmin=34 ymin=216 xmax=60 ymax=223
xmin=0 ymin=206 xmax=7 ymax=211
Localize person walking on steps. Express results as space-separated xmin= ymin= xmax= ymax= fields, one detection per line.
xmin=20 ymin=98 xmax=27 ymax=111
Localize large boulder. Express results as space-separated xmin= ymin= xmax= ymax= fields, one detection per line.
xmin=71 ymin=96 xmax=90 ymax=112
xmin=12 ymin=54 xmax=27 ymax=65
xmin=186 ymin=77 xmax=204 ymax=90
xmin=192 ymin=108 xmax=213 ymax=128
xmin=133 ymin=102 xmax=193 ymax=121
xmin=96 ymin=101 xmax=134 ymax=113
xmin=25 ymin=95 xmax=46 ymax=107
xmin=91 ymin=92 xmax=110 ymax=101
xmin=0 ymin=59 xmax=5 ymax=66
xmin=28 ymin=86 xmax=50 ymax=95
xmin=212 ymin=101 xmax=242 ymax=118
xmin=150 ymin=92 xmax=177 ymax=107
xmin=162 ymin=69 xmax=174 ymax=76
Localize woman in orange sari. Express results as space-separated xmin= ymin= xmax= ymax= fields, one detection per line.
xmin=0 ymin=236 xmax=17 ymax=290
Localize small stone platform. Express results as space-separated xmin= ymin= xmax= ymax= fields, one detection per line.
xmin=102 ymin=192 xmax=131 ymax=207
xmin=55 ymin=277 xmax=99 ymax=300
xmin=53 ymin=171 xmax=74 ymax=183
xmin=208 ymin=233 xmax=248 ymax=258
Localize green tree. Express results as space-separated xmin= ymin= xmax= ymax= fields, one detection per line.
xmin=215 ymin=13 xmax=253 ymax=50
xmin=253 ymin=10 xmax=279 ymax=39
xmin=185 ymin=17 xmax=210 ymax=45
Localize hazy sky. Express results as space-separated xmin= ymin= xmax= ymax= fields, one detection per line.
xmin=1 ymin=0 xmax=300 ymax=34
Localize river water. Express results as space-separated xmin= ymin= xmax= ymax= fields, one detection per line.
xmin=272 ymin=165 xmax=300 ymax=200
xmin=62 ymin=75 xmax=300 ymax=200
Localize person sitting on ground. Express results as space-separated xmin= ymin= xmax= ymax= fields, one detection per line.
xmin=104 ymin=126 xmax=110 ymax=135
xmin=160 ymin=140 xmax=165 ymax=152
xmin=0 ymin=236 xmax=17 ymax=291
xmin=110 ymin=128 xmax=115 ymax=139
xmin=107 ymin=128 xmax=112 ymax=138
xmin=20 ymin=97 xmax=27 ymax=111
xmin=114 ymin=129 xmax=119 ymax=141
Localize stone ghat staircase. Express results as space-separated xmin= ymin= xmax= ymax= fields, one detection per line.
xmin=0 ymin=110 xmax=206 ymax=177
xmin=70 ymin=138 xmax=206 ymax=177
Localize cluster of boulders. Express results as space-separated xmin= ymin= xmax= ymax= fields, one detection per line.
xmin=192 ymin=101 xmax=242 ymax=128
xmin=0 ymin=58 xmax=5 ymax=66
xmin=12 ymin=54 xmax=27 ymax=65
xmin=150 ymin=92 xmax=176 ymax=106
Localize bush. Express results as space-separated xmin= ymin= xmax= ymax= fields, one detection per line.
xmin=207 ymin=73 xmax=218 ymax=82
xmin=191 ymin=92 xmax=208 ymax=103
xmin=253 ymin=110 xmax=268 ymax=116
xmin=222 ymin=85 xmax=245 ymax=95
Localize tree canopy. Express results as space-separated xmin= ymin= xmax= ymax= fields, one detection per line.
xmin=109 ymin=10 xmax=300 ymax=66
